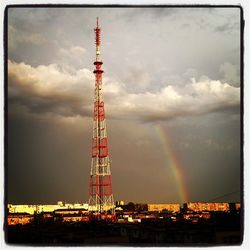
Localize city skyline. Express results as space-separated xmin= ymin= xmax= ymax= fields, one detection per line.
xmin=7 ymin=7 xmax=241 ymax=204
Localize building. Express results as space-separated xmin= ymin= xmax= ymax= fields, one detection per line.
xmin=235 ymin=203 xmax=241 ymax=210
xmin=7 ymin=212 xmax=33 ymax=225
xmin=148 ymin=204 xmax=180 ymax=213
xmin=229 ymin=202 xmax=241 ymax=212
xmin=183 ymin=212 xmax=211 ymax=222
xmin=8 ymin=204 xmax=37 ymax=214
xmin=54 ymin=208 xmax=89 ymax=223
xmin=185 ymin=202 xmax=230 ymax=212
xmin=8 ymin=202 xmax=89 ymax=215
xmin=116 ymin=200 xmax=125 ymax=206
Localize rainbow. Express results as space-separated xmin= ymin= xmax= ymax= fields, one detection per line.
xmin=153 ymin=124 xmax=189 ymax=203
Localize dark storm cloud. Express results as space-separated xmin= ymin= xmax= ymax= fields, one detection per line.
xmin=152 ymin=110 xmax=241 ymax=203
xmin=8 ymin=107 xmax=240 ymax=204
xmin=8 ymin=112 xmax=92 ymax=204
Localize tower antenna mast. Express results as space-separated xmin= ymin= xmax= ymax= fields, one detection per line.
xmin=88 ymin=18 xmax=115 ymax=221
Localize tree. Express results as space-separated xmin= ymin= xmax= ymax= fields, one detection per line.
xmin=126 ymin=202 xmax=135 ymax=211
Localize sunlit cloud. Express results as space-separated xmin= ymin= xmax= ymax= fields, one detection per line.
xmin=8 ymin=60 xmax=240 ymax=122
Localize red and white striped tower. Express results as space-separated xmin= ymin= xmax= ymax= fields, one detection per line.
xmin=88 ymin=18 xmax=115 ymax=218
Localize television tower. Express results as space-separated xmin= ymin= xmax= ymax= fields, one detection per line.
xmin=88 ymin=18 xmax=115 ymax=219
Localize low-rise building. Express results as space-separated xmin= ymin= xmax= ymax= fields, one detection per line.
xmin=54 ymin=208 xmax=88 ymax=215
xmin=235 ymin=203 xmax=241 ymax=210
xmin=8 ymin=202 xmax=89 ymax=215
xmin=185 ymin=202 xmax=230 ymax=212
xmin=148 ymin=204 xmax=180 ymax=213
xmin=8 ymin=204 xmax=38 ymax=214
xmin=54 ymin=208 xmax=89 ymax=223
xmin=8 ymin=212 xmax=33 ymax=225
xmin=183 ymin=212 xmax=211 ymax=222
xmin=116 ymin=200 xmax=125 ymax=206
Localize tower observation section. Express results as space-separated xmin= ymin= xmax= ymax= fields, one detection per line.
xmin=88 ymin=18 xmax=115 ymax=219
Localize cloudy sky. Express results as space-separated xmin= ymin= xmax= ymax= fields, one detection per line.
xmin=7 ymin=6 xmax=241 ymax=204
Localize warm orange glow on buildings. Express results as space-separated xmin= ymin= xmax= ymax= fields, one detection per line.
xmin=185 ymin=202 xmax=230 ymax=212
xmin=183 ymin=212 xmax=211 ymax=222
xmin=61 ymin=216 xmax=89 ymax=223
xmin=8 ymin=202 xmax=89 ymax=214
xmin=54 ymin=209 xmax=87 ymax=215
xmin=235 ymin=203 xmax=241 ymax=210
xmin=148 ymin=204 xmax=180 ymax=212
xmin=7 ymin=202 xmax=241 ymax=225
xmin=54 ymin=208 xmax=89 ymax=222
xmin=7 ymin=213 xmax=33 ymax=225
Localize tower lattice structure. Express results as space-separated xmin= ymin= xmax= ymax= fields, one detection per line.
xmin=88 ymin=18 xmax=115 ymax=217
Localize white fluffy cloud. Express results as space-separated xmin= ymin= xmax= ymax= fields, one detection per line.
xmin=8 ymin=60 xmax=94 ymax=117
xmin=8 ymin=60 xmax=240 ymax=121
